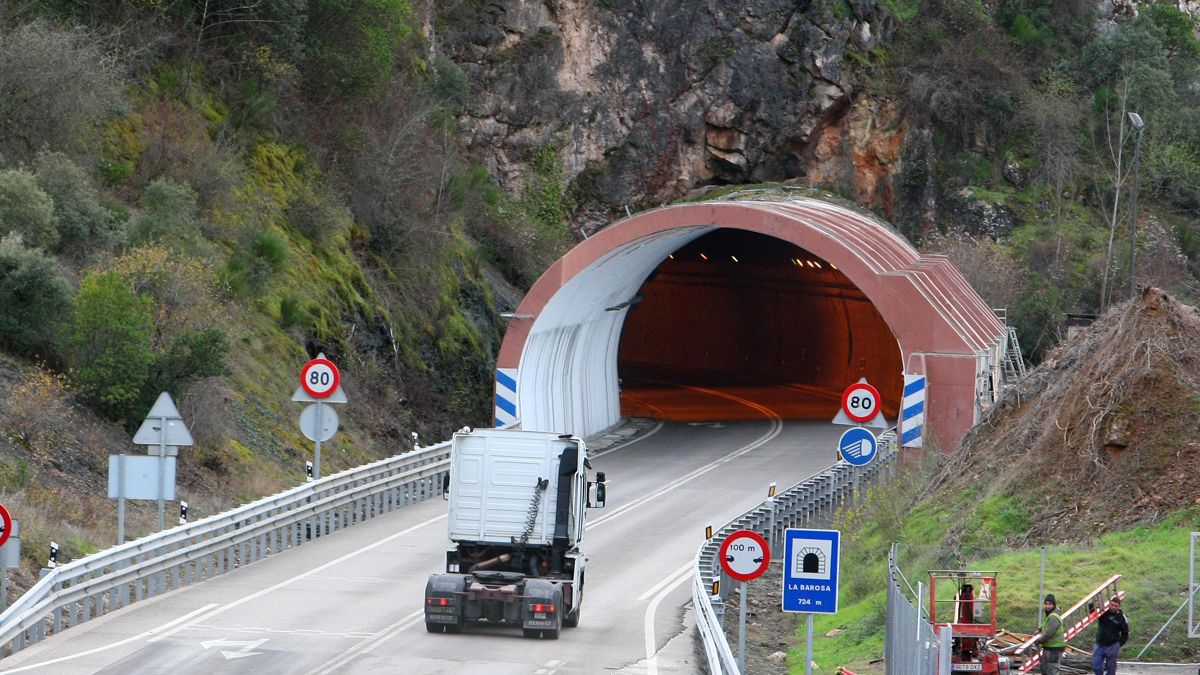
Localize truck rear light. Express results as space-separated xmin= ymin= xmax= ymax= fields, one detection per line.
xmin=531 ymin=603 xmax=556 ymax=614
xmin=428 ymin=597 xmax=451 ymax=607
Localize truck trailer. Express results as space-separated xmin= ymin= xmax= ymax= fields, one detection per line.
xmin=423 ymin=428 xmax=606 ymax=639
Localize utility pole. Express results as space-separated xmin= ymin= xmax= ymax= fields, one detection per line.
xmin=1127 ymin=112 xmax=1144 ymax=300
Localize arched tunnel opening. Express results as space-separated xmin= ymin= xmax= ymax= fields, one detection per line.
xmin=616 ymin=228 xmax=903 ymax=422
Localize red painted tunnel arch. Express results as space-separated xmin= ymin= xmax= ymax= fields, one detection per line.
xmin=494 ymin=197 xmax=1009 ymax=451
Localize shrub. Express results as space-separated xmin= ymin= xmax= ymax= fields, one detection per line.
xmin=129 ymin=178 xmax=203 ymax=252
xmin=34 ymin=150 xmax=123 ymax=257
xmin=0 ymin=234 xmax=72 ymax=357
xmin=0 ymin=169 xmax=59 ymax=250
xmin=303 ymin=0 xmax=416 ymax=100
xmin=285 ymin=182 xmax=353 ymax=243
xmin=224 ymin=230 xmax=288 ymax=295
xmin=65 ymin=272 xmax=154 ymax=421
xmin=0 ymin=21 xmax=126 ymax=164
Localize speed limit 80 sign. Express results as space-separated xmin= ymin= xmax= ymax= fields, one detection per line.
xmin=841 ymin=382 xmax=881 ymax=423
xmin=300 ymin=357 xmax=340 ymax=399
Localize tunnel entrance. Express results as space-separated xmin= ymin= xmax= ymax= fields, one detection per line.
xmin=617 ymin=229 xmax=902 ymax=422
xmin=495 ymin=197 xmax=1008 ymax=450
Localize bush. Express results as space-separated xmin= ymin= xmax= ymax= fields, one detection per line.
xmin=303 ymin=0 xmax=416 ymax=100
xmin=224 ymin=231 xmax=289 ymax=295
xmin=129 ymin=178 xmax=203 ymax=252
xmin=0 ymin=234 xmax=72 ymax=357
xmin=64 ymin=272 xmax=154 ymax=421
xmin=0 ymin=169 xmax=59 ymax=250
xmin=0 ymin=21 xmax=126 ymax=164
xmin=34 ymin=150 xmax=123 ymax=257
xmin=285 ymin=182 xmax=352 ymax=243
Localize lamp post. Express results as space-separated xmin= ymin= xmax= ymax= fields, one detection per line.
xmin=1128 ymin=111 xmax=1144 ymax=300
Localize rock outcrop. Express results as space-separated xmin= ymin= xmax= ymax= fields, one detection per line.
xmin=432 ymin=0 xmax=900 ymax=234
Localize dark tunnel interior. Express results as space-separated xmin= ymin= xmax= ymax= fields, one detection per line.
xmin=616 ymin=228 xmax=902 ymax=421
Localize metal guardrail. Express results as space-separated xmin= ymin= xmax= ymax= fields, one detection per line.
xmin=692 ymin=431 xmax=899 ymax=673
xmin=0 ymin=439 xmax=453 ymax=656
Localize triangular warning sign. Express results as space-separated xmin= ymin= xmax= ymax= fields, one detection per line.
xmin=145 ymin=392 xmax=182 ymax=419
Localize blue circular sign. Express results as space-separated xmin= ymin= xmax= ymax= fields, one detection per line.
xmin=837 ymin=427 xmax=878 ymax=466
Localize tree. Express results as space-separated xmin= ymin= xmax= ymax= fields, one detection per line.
xmin=1080 ymin=18 xmax=1174 ymax=309
xmin=303 ymin=0 xmax=415 ymax=101
xmin=0 ymin=21 xmax=126 ymax=164
xmin=65 ymin=272 xmax=155 ymax=421
xmin=34 ymin=150 xmax=123 ymax=258
xmin=0 ymin=234 xmax=72 ymax=357
xmin=0 ymin=169 xmax=59 ymax=251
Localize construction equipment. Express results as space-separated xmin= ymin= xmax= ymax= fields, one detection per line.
xmin=929 ymin=570 xmax=1013 ymax=673
xmin=1008 ymin=575 xmax=1124 ymax=674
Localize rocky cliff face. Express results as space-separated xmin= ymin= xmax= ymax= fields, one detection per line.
xmin=433 ymin=0 xmax=901 ymax=235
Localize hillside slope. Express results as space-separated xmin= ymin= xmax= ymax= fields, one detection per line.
xmin=940 ymin=286 xmax=1200 ymax=543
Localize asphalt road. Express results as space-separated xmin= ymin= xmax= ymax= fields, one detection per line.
xmin=0 ymin=385 xmax=846 ymax=674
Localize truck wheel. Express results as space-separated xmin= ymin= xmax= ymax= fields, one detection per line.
xmin=563 ymin=602 xmax=580 ymax=628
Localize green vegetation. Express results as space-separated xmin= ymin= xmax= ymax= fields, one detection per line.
xmin=797 ymin=466 xmax=1200 ymax=672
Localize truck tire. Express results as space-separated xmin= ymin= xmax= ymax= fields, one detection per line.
xmin=561 ymin=571 xmax=580 ymax=624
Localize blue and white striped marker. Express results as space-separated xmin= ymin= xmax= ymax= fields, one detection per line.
xmin=900 ymin=374 xmax=925 ymax=448
xmin=494 ymin=368 xmax=517 ymax=427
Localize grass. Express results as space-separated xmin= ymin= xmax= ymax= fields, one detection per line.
xmin=799 ymin=482 xmax=1200 ymax=672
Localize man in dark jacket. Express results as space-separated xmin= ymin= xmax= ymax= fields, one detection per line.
xmin=1037 ymin=594 xmax=1066 ymax=675
xmin=1093 ymin=596 xmax=1129 ymax=675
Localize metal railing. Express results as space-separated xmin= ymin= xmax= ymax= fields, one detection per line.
xmin=0 ymin=439 xmax=453 ymax=656
xmin=692 ymin=431 xmax=899 ymax=673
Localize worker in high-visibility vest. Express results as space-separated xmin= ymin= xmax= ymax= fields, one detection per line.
xmin=1036 ymin=594 xmax=1066 ymax=675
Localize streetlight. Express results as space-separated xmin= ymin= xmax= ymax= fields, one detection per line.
xmin=1128 ymin=111 xmax=1144 ymax=300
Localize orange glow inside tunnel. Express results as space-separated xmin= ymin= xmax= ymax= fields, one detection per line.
xmin=616 ymin=229 xmax=902 ymax=422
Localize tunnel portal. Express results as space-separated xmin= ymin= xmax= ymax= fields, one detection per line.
xmin=494 ymin=197 xmax=1008 ymax=451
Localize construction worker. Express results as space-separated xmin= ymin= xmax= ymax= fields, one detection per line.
xmin=1036 ymin=593 xmax=1066 ymax=675
xmin=1092 ymin=596 xmax=1129 ymax=675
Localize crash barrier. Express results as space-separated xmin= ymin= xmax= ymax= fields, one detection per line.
xmin=0 ymin=439 xmax=453 ymax=656
xmin=692 ymin=431 xmax=899 ymax=673
xmin=885 ymin=542 xmax=948 ymax=675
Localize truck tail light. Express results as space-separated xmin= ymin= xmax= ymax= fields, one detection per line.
xmin=428 ymin=597 xmax=450 ymax=607
xmin=531 ymin=603 xmax=556 ymax=614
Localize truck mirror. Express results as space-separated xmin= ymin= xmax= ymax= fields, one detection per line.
xmin=596 ymin=472 xmax=605 ymax=484
xmin=594 ymin=483 xmax=606 ymax=508
xmin=442 ymin=474 xmax=450 ymax=500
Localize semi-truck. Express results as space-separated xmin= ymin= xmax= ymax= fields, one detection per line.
xmin=423 ymin=428 xmax=606 ymax=639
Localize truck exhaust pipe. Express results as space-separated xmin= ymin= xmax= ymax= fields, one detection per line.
xmin=468 ymin=553 xmax=512 ymax=572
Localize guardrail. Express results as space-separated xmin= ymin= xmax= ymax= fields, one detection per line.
xmin=0 ymin=439 xmax=453 ymax=656
xmin=692 ymin=432 xmax=899 ymax=674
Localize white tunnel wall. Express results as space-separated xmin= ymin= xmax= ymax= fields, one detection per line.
xmin=517 ymin=226 xmax=712 ymax=437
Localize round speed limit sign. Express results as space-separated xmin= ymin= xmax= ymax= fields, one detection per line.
xmin=841 ymin=382 xmax=880 ymax=423
xmin=300 ymin=357 xmax=340 ymax=399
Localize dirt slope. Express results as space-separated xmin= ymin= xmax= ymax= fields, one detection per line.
xmin=938 ymin=287 xmax=1200 ymax=543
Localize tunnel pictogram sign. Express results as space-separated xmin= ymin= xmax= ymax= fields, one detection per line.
xmin=783 ymin=528 xmax=840 ymax=614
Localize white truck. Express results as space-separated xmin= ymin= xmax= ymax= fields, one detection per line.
xmin=423 ymin=428 xmax=606 ymax=639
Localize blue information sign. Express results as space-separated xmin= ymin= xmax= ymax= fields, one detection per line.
xmin=837 ymin=427 xmax=878 ymax=466
xmin=782 ymin=528 xmax=840 ymax=614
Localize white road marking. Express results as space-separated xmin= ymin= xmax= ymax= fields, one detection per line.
xmin=147 ymin=512 xmax=446 ymax=643
xmin=587 ymin=398 xmax=782 ymax=530
xmin=643 ymin=566 xmax=693 ymax=675
xmin=302 ymin=610 xmax=424 ymax=675
xmin=590 ymin=422 xmax=664 ymax=458
xmin=0 ymin=603 xmax=220 ymax=674
xmin=637 ymin=562 xmax=693 ymax=602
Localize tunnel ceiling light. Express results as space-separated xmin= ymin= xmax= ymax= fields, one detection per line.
xmin=731 ymin=255 xmax=739 ymax=263
xmin=813 ymin=261 xmax=823 ymax=268
xmin=699 ymin=253 xmax=708 ymax=261
xmin=830 ymin=263 xmax=838 ymax=270
xmin=667 ymin=254 xmax=674 ymax=259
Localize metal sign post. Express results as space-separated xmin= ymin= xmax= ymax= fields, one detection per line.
xmin=719 ymin=529 xmax=770 ymax=673
xmin=118 ymin=453 xmax=126 ymax=544
xmin=131 ymin=392 xmax=193 ymax=532
xmin=294 ymin=354 xmax=346 ymax=480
